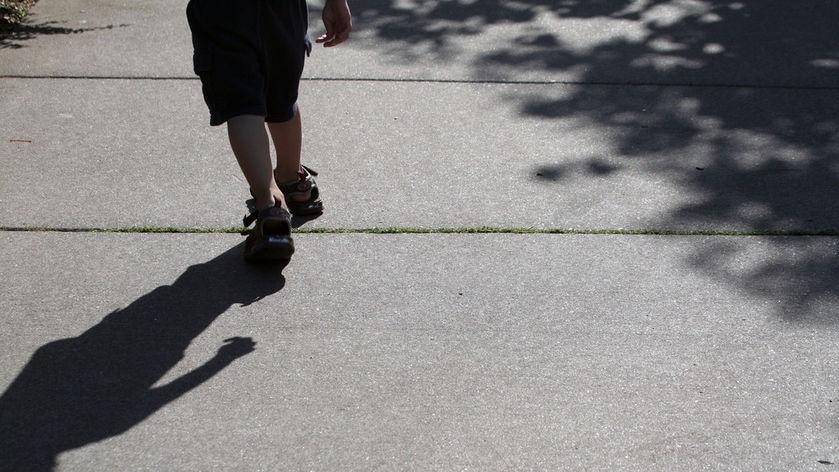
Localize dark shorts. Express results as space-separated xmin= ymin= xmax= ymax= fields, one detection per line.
xmin=186 ymin=0 xmax=311 ymax=126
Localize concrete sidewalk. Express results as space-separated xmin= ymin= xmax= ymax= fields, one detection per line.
xmin=2 ymin=1 xmax=839 ymax=471
xmin=2 ymin=232 xmax=838 ymax=471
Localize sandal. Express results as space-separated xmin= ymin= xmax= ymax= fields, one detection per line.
xmin=278 ymin=165 xmax=323 ymax=216
xmin=242 ymin=205 xmax=294 ymax=264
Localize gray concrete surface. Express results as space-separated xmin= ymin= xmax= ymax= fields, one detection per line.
xmin=2 ymin=78 xmax=837 ymax=231
xmin=1 ymin=232 xmax=838 ymax=471
xmin=3 ymin=0 xmax=839 ymax=88
xmin=3 ymin=0 xmax=839 ymax=470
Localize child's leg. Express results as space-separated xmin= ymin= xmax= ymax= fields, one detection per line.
xmin=228 ymin=115 xmax=286 ymax=210
xmin=268 ymin=105 xmax=322 ymax=213
xmin=268 ymin=105 xmax=303 ymax=186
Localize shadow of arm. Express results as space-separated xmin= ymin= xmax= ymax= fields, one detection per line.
xmin=145 ymin=337 xmax=256 ymax=408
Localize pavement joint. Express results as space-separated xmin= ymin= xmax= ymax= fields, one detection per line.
xmin=3 ymin=75 xmax=839 ymax=91
xmin=2 ymin=226 xmax=838 ymax=237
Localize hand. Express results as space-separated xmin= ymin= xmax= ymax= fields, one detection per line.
xmin=216 ymin=337 xmax=256 ymax=359
xmin=316 ymin=0 xmax=352 ymax=47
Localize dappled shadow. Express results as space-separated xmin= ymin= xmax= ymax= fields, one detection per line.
xmin=353 ymin=0 xmax=558 ymax=62
xmin=0 ymin=20 xmax=129 ymax=49
xmin=0 ymin=245 xmax=284 ymax=472
xmin=352 ymin=0 xmax=839 ymax=86
xmin=485 ymin=1 xmax=839 ymax=320
xmin=351 ymin=0 xmax=839 ymax=320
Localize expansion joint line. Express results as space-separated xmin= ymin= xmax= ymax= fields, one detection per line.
xmin=1 ymin=75 xmax=838 ymax=91
xmin=1 ymin=226 xmax=838 ymax=237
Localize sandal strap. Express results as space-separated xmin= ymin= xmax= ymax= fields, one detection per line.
xmin=280 ymin=166 xmax=317 ymax=194
xmin=243 ymin=210 xmax=258 ymax=228
xmin=242 ymin=205 xmax=291 ymax=233
xmin=301 ymin=165 xmax=318 ymax=177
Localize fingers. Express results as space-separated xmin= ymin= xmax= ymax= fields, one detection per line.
xmin=222 ymin=336 xmax=255 ymax=346
xmin=327 ymin=26 xmax=351 ymax=47
xmin=318 ymin=24 xmax=351 ymax=47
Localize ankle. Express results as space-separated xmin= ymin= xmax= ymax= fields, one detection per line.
xmin=255 ymin=196 xmax=275 ymax=211
xmin=250 ymin=187 xmax=274 ymax=210
xmin=274 ymin=166 xmax=303 ymax=185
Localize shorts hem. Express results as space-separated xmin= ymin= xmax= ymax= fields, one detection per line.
xmin=210 ymin=107 xmax=267 ymax=126
xmin=265 ymin=106 xmax=296 ymax=123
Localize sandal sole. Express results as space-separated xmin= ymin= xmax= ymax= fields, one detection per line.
xmin=244 ymin=237 xmax=295 ymax=266
xmin=288 ymin=202 xmax=323 ymax=216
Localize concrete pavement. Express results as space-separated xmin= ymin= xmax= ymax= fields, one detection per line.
xmin=2 ymin=0 xmax=839 ymax=470
xmin=3 ymin=78 xmax=838 ymax=230
xmin=4 ymin=0 xmax=839 ymax=88
xmin=2 ymin=232 xmax=838 ymax=471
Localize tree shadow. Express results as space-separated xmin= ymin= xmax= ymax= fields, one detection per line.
xmin=351 ymin=0 xmax=561 ymax=63
xmin=483 ymin=2 xmax=839 ymax=321
xmin=0 ymin=244 xmax=284 ymax=472
xmin=351 ymin=0 xmax=839 ymax=321
xmin=0 ymin=20 xmax=129 ymax=50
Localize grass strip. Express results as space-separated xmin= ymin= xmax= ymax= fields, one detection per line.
xmin=2 ymin=226 xmax=839 ymax=237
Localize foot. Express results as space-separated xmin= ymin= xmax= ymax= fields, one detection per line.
xmin=277 ymin=165 xmax=323 ymax=216
xmin=243 ymin=205 xmax=294 ymax=264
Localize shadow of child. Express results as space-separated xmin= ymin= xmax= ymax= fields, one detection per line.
xmin=0 ymin=243 xmax=284 ymax=472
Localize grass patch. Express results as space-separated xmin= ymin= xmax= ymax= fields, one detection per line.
xmin=0 ymin=226 xmax=244 ymax=234
xmin=0 ymin=0 xmax=35 ymax=29
xmin=2 ymin=225 xmax=839 ymax=237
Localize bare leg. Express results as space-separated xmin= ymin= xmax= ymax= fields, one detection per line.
xmin=267 ymin=105 xmax=306 ymax=202
xmin=227 ymin=115 xmax=286 ymax=210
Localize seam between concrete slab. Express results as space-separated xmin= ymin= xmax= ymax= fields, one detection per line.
xmin=306 ymin=77 xmax=839 ymax=91
xmin=2 ymin=226 xmax=838 ymax=237
xmin=0 ymin=75 xmax=197 ymax=81
xmin=2 ymin=75 xmax=839 ymax=91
